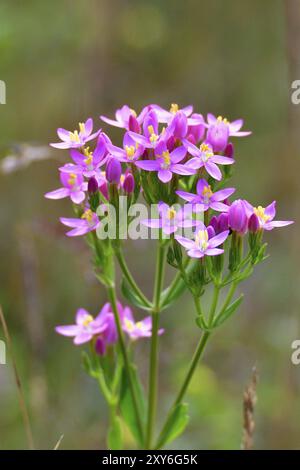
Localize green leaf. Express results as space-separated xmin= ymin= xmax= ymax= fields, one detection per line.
xmin=213 ymin=294 xmax=244 ymax=328
xmin=156 ymin=403 xmax=189 ymax=449
xmin=81 ymin=351 xmax=98 ymax=378
xmin=121 ymin=278 xmax=152 ymax=311
xmin=107 ymin=415 xmax=123 ymax=450
xmin=119 ymin=364 xmax=146 ymax=447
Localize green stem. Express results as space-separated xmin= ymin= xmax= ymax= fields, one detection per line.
xmin=208 ymin=284 xmax=220 ymax=327
xmin=107 ymin=284 xmax=144 ymax=444
xmin=146 ymin=239 xmax=166 ymax=449
xmin=115 ymin=247 xmax=152 ymax=308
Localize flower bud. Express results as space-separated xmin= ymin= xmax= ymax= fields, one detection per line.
xmin=187 ymin=113 xmax=205 ymax=143
xmin=128 ymin=115 xmax=140 ymax=133
xmin=207 ymin=225 xmax=215 ymax=239
xmin=224 ymin=142 xmax=234 ymax=159
xmin=173 ymin=111 xmax=188 ymax=140
xmin=106 ymin=158 xmax=121 ymax=184
xmin=207 ymin=121 xmax=229 ymax=152
xmin=218 ymin=213 xmax=229 ymax=232
xmin=248 ymin=213 xmax=260 ymax=233
xmin=209 ymin=215 xmax=219 ymax=233
xmin=228 ymin=199 xmax=248 ymax=234
xmin=88 ymin=176 xmax=99 ymax=194
xmin=123 ymin=172 xmax=135 ymax=194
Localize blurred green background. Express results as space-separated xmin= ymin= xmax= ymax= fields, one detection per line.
xmin=0 ymin=0 xmax=299 ymax=449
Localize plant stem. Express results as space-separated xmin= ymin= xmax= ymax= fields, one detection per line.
xmin=146 ymin=239 xmax=166 ymax=449
xmin=115 ymin=247 xmax=152 ymax=308
xmin=107 ymin=284 xmax=144 ymax=444
xmin=208 ymin=284 xmax=220 ymax=326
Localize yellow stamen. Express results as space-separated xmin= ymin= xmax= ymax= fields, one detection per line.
xmin=217 ymin=115 xmax=228 ymax=124
xmin=167 ymin=208 xmax=176 ymax=220
xmin=68 ymin=173 xmax=77 ymax=186
xmin=124 ymin=318 xmax=135 ymax=332
xmin=254 ymin=206 xmax=270 ymax=223
xmin=81 ymin=209 xmax=94 ymax=223
xmin=170 ymin=103 xmax=179 ymax=114
xmin=79 ymin=122 xmax=86 ymax=134
xmin=125 ymin=145 xmax=136 ymax=159
xmin=82 ymin=314 xmax=94 ymax=327
xmin=195 ymin=229 xmax=209 ymax=251
xmin=202 ymin=185 xmax=213 ymax=199
xmin=130 ymin=108 xmax=137 ymax=118
xmin=199 ymin=143 xmax=213 ymax=161
xmin=162 ymin=151 xmax=171 ymax=168
xmin=69 ymin=130 xmax=80 ymax=143
xmin=148 ymin=125 xmax=158 ymax=143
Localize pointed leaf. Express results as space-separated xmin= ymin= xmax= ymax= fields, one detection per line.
xmin=156 ymin=403 xmax=189 ymax=449
xmin=213 ymin=294 xmax=244 ymax=328
xmin=121 ymin=278 xmax=152 ymax=311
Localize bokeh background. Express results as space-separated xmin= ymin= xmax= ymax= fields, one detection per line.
xmin=0 ymin=0 xmax=300 ymax=449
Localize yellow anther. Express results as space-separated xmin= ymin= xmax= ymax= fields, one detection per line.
xmin=79 ymin=122 xmax=86 ymax=134
xmin=120 ymin=174 xmax=125 ymax=184
xmin=167 ymin=208 xmax=177 ymax=220
xmin=162 ymin=151 xmax=171 ymax=168
xmin=68 ymin=173 xmax=77 ymax=186
xmin=130 ymin=108 xmax=137 ymax=118
xmin=124 ymin=318 xmax=135 ymax=332
xmin=195 ymin=229 xmax=209 ymax=250
xmin=202 ymin=185 xmax=213 ymax=199
xmin=217 ymin=115 xmax=228 ymax=124
xmin=170 ymin=103 xmax=179 ymax=114
xmin=82 ymin=314 xmax=94 ymax=327
xmin=254 ymin=206 xmax=270 ymax=223
xmin=125 ymin=145 xmax=136 ymax=159
xmin=148 ymin=125 xmax=158 ymax=143
xmin=69 ymin=130 xmax=80 ymax=142
xmin=199 ymin=143 xmax=213 ymax=161
xmin=81 ymin=209 xmax=94 ymax=223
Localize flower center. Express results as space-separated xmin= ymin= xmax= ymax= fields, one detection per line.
xmin=148 ymin=125 xmax=159 ymax=143
xmin=124 ymin=318 xmax=135 ymax=332
xmin=199 ymin=143 xmax=213 ymax=162
xmin=170 ymin=103 xmax=179 ymax=114
xmin=254 ymin=206 xmax=270 ymax=223
xmin=82 ymin=314 xmax=94 ymax=327
xmin=125 ymin=145 xmax=136 ymax=159
xmin=81 ymin=209 xmax=94 ymax=224
xmin=69 ymin=130 xmax=80 ymax=143
xmin=202 ymin=185 xmax=213 ymax=202
xmin=217 ymin=115 xmax=228 ymax=124
xmin=83 ymin=147 xmax=94 ymax=167
xmin=161 ymin=151 xmax=171 ymax=169
xmin=68 ymin=173 xmax=78 ymax=187
xmin=195 ymin=229 xmax=209 ymax=251
xmin=166 ymin=208 xmax=177 ymax=220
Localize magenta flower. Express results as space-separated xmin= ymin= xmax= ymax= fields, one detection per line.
xmin=141 ymin=202 xmax=197 ymax=235
xmin=67 ymin=134 xmax=109 ymax=178
xmin=177 ymin=179 xmax=235 ymax=212
xmin=176 ymin=222 xmax=229 ymax=258
xmin=122 ymin=307 xmax=164 ymax=340
xmin=187 ymin=113 xmax=206 ymax=144
xmin=55 ymin=308 xmax=108 ymax=345
xmin=205 ymin=114 xmax=251 ymax=152
xmin=243 ymin=200 xmax=294 ymax=231
xmin=100 ymin=105 xmax=148 ymax=131
xmin=94 ymin=302 xmax=120 ymax=355
xmin=60 ymin=209 xmax=100 ymax=237
xmin=106 ymin=132 xmax=144 ymax=163
xmin=135 ymin=142 xmax=194 ymax=183
xmin=50 ymin=118 xmax=101 ymax=149
xmin=209 ymin=212 xmax=229 ymax=234
xmin=128 ymin=110 xmax=167 ymax=150
xmin=45 ymin=168 xmax=87 ymax=204
xmin=183 ymin=140 xmax=234 ymax=181
xmin=150 ymin=103 xmax=193 ymax=124
xmin=228 ymin=199 xmax=248 ymax=234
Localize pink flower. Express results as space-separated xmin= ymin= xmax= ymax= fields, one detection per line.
xmin=176 ymin=222 xmax=229 ymax=258
xmin=60 ymin=209 xmax=100 ymax=236
xmin=141 ymin=202 xmax=197 ymax=235
xmin=243 ymin=200 xmax=294 ymax=231
xmin=56 ymin=308 xmax=108 ymax=345
xmin=45 ymin=168 xmax=87 ymax=204
xmin=50 ymin=118 xmax=101 ymax=149
xmin=122 ymin=307 xmax=164 ymax=340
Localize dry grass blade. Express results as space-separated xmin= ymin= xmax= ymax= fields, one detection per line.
xmin=53 ymin=434 xmax=64 ymax=450
xmin=241 ymin=366 xmax=258 ymax=450
xmin=0 ymin=305 xmax=35 ymax=450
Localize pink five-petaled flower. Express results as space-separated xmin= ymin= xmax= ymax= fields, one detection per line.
xmin=176 ymin=178 xmax=235 ymax=213
xmin=183 ymin=140 xmax=234 ymax=181
xmin=60 ymin=208 xmax=100 ymax=237
xmin=45 ymin=169 xmax=87 ymax=204
xmin=100 ymin=105 xmax=149 ymax=131
xmin=243 ymin=200 xmax=294 ymax=231
xmin=66 ymin=134 xmax=109 ymax=178
xmin=135 ymin=142 xmax=194 ymax=183
xmin=106 ymin=131 xmax=145 ymax=163
xmin=55 ymin=308 xmax=108 ymax=345
xmin=128 ymin=110 xmax=172 ymax=150
xmin=122 ymin=306 xmax=164 ymax=340
xmin=141 ymin=202 xmax=197 ymax=235
xmin=50 ymin=118 xmax=101 ymax=149
xmin=205 ymin=114 xmax=251 ymax=152
xmin=176 ymin=222 xmax=229 ymax=258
